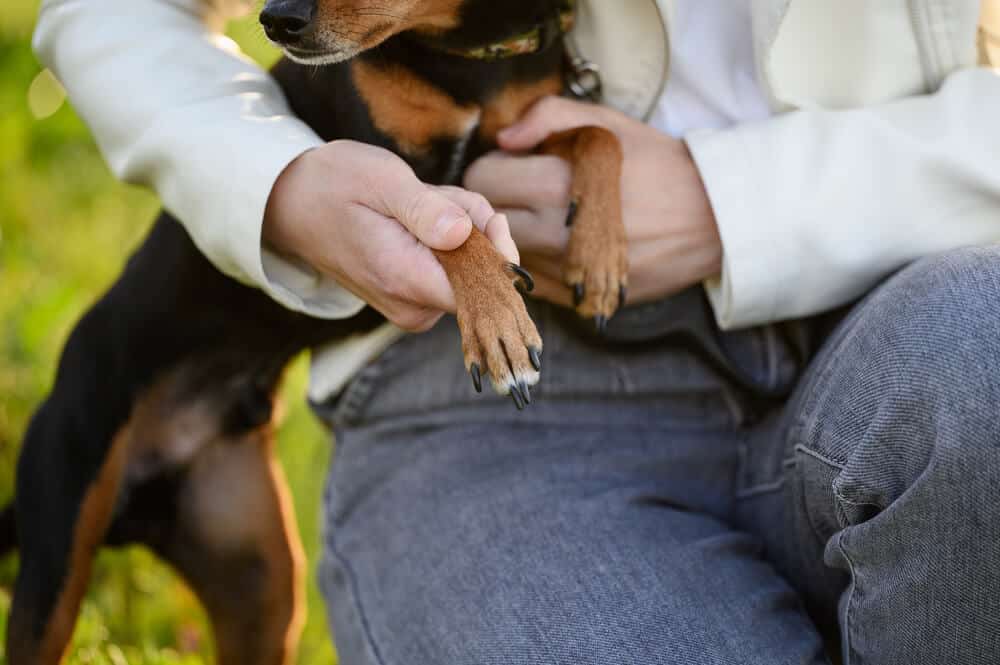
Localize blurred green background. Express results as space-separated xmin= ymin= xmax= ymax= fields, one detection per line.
xmin=0 ymin=2 xmax=339 ymax=663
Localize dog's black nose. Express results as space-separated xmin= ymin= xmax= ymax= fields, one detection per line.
xmin=260 ymin=0 xmax=313 ymax=44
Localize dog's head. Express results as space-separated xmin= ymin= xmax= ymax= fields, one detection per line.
xmin=260 ymin=0 xmax=569 ymax=65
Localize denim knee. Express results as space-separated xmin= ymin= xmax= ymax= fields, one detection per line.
xmin=794 ymin=246 xmax=1000 ymax=522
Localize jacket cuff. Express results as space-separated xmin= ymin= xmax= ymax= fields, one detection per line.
xmin=224 ymin=141 xmax=368 ymax=319
xmin=686 ymin=125 xmax=798 ymax=330
xmin=151 ymin=102 xmax=368 ymax=320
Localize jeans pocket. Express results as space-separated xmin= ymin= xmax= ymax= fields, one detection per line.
xmin=736 ymin=410 xmax=791 ymax=498
xmin=794 ymin=445 xmax=847 ymax=545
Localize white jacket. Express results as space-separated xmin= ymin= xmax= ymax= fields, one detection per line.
xmin=32 ymin=0 xmax=1000 ymax=394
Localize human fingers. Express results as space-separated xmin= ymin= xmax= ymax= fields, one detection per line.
xmin=464 ymin=152 xmax=572 ymax=209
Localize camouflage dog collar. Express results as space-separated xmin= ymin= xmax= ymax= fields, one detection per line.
xmin=441 ymin=0 xmax=577 ymax=61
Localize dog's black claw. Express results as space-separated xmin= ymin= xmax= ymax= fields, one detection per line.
xmin=519 ymin=380 xmax=532 ymax=405
xmin=510 ymin=384 xmax=526 ymax=410
xmin=565 ymin=199 xmax=579 ymax=227
xmin=619 ymin=285 xmax=628 ymax=309
xmin=573 ymin=283 xmax=585 ymax=307
xmin=595 ymin=315 xmax=608 ymax=333
xmin=470 ymin=363 xmax=483 ymax=393
xmin=507 ymin=263 xmax=535 ymax=293
xmin=528 ymin=347 xmax=542 ymax=372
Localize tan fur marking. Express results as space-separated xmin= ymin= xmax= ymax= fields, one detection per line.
xmin=36 ymin=426 xmax=131 ymax=665
xmin=314 ymin=0 xmax=464 ymax=53
xmin=352 ymin=60 xmax=480 ymax=157
xmin=479 ymin=74 xmax=563 ymax=143
xmin=178 ymin=427 xmax=304 ymax=665
xmin=125 ymin=370 xmax=226 ymax=480
xmin=261 ymin=435 xmax=305 ymax=665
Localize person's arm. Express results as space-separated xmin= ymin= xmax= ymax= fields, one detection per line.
xmin=34 ymin=0 xmax=513 ymax=330
xmin=687 ymin=67 xmax=1000 ymax=329
xmin=33 ymin=0 xmax=359 ymax=315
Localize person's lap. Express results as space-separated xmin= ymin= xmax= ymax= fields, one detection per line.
xmin=320 ymin=421 xmax=826 ymax=665
xmin=316 ymin=246 xmax=1000 ymax=665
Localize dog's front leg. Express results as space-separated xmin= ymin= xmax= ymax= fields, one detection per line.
xmin=434 ymin=230 xmax=543 ymax=409
xmin=541 ymin=126 xmax=627 ymax=331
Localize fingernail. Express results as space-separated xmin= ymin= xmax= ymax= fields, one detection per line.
xmin=435 ymin=209 xmax=469 ymax=241
xmin=497 ymin=126 xmax=520 ymax=144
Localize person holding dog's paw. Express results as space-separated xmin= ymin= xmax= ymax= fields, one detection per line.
xmin=35 ymin=0 xmax=1000 ymax=663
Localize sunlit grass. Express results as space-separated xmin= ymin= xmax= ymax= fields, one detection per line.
xmin=0 ymin=3 xmax=337 ymax=663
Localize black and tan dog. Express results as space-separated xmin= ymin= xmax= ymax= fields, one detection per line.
xmin=2 ymin=0 xmax=625 ymax=662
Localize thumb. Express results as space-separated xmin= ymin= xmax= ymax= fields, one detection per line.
xmin=366 ymin=162 xmax=474 ymax=251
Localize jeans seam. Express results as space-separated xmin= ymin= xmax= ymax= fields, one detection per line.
xmin=795 ymin=447 xmax=883 ymax=514
xmin=793 ymin=445 xmax=847 ymax=545
xmin=735 ymin=437 xmax=787 ymax=498
xmin=794 ymin=443 xmax=848 ymax=471
xmin=796 ymin=445 xmax=883 ymax=530
xmin=836 ymin=529 xmax=861 ymax=665
xmin=791 ymin=296 xmax=875 ymax=456
xmin=325 ymin=532 xmax=390 ymax=665
xmin=831 ymin=488 xmax=882 ymax=511
xmin=735 ymin=476 xmax=786 ymax=499
xmin=330 ymin=367 xmax=379 ymax=427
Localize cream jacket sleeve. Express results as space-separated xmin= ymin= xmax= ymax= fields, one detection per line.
xmin=33 ymin=0 xmax=367 ymax=318
xmin=688 ymin=66 xmax=1000 ymax=330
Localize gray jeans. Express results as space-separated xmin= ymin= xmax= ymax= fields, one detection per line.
xmin=314 ymin=247 xmax=1000 ymax=665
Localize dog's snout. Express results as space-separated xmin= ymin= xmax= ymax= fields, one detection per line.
xmin=260 ymin=0 xmax=314 ymax=44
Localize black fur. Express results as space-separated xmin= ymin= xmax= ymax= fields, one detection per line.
xmin=274 ymin=29 xmax=564 ymax=181
xmin=4 ymin=0 xmax=571 ymax=657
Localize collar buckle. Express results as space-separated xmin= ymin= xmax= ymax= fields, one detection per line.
xmin=566 ymin=55 xmax=603 ymax=102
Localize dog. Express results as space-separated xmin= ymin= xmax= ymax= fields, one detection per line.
xmin=2 ymin=0 xmax=625 ymax=662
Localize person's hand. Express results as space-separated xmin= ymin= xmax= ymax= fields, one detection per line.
xmin=464 ymin=96 xmax=722 ymax=308
xmin=263 ymin=140 xmax=518 ymax=331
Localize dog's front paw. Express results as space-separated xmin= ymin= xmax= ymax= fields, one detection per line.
xmin=459 ymin=261 xmax=542 ymax=409
xmin=436 ymin=231 xmax=543 ymax=410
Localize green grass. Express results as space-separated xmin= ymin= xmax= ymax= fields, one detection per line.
xmin=0 ymin=3 xmax=338 ymax=663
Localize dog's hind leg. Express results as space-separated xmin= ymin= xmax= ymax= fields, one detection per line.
xmin=150 ymin=426 xmax=305 ymax=665
xmin=6 ymin=290 xmax=140 ymax=665
xmin=6 ymin=411 xmax=131 ymax=665
xmin=0 ymin=502 xmax=17 ymax=557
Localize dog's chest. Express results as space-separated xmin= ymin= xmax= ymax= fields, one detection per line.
xmin=351 ymin=60 xmax=562 ymax=184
